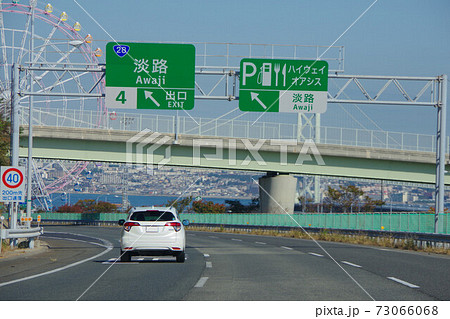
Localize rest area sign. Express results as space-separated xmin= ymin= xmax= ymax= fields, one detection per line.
xmin=239 ymin=59 xmax=328 ymax=113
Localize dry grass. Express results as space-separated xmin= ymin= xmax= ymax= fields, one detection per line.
xmin=0 ymin=239 xmax=11 ymax=256
xmin=186 ymin=225 xmax=450 ymax=255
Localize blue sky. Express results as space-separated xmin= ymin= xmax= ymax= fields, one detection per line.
xmin=34 ymin=0 xmax=450 ymax=135
xmin=73 ymin=0 xmax=449 ymax=76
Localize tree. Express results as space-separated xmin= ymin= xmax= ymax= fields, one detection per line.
xmin=298 ymin=195 xmax=314 ymax=212
xmin=325 ymin=186 xmax=342 ymax=213
xmin=166 ymin=196 xmax=193 ymax=213
xmin=324 ymin=185 xmax=379 ymax=213
xmin=192 ymin=200 xmax=226 ymax=214
xmin=225 ymin=198 xmax=259 ymax=213
xmin=340 ymin=185 xmax=364 ymax=213
xmin=361 ymin=195 xmax=385 ymax=212
xmin=56 ymin=199 xmax=118 ymax=214
xmin=0 ymin=98 xmax=10 ymax=166
xmin=56 ymin=203 xmax=83 ymax=213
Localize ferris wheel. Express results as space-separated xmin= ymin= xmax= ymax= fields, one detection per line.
xmin=0 ymin=0 xmax=107 ymax=210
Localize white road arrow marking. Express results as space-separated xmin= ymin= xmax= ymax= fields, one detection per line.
xmin=250 ymin=92 xmax=267 ymax=109
xmin=145 ymin=90 xmax=160 ymax=107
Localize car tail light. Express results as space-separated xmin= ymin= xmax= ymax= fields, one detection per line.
xmin=165 ymin=221 xmax=182 ymax=232
xmin=123 ymin=221 xmax=140 ymax=232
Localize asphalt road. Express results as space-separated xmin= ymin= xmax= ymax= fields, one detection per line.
xmin=0 ymin=225 xmax=449 ymax=301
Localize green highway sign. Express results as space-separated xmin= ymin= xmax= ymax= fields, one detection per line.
xmin=106 ymin=42 xmax=195 ymax=110
xmin=239 ymin=59 xmax=328 ymax=113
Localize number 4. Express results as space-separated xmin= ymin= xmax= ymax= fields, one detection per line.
xmin=116 ymin=91 xmax=127 ymax=104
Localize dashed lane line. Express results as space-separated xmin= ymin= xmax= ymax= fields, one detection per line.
xmin=255 ymin=241 xmax=266 ymax=245
xmin=308 ymin=252 xmax=324 ymax=257
xmin=387 ymin=277 xmax=420 ymax=288
xmin=206 ymin=261 xmax=212 ymax=268
xmin=341 ymin=261 xmax=362 ymax=268
xmin=194 ymin=277 xmax=209 ymax=288
xmin=281 ymin=246 xmax=293 ymax=250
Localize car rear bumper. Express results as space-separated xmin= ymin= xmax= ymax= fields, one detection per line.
xmin=122 ymin=248 xmax=183 ymax=257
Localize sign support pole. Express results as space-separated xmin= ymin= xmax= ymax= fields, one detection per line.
xmin=10 ymin=64 xmax=20 ymax=244
xmin=26 ymin=1 xmax=36 ymax=229
xmin=435 ymin=74 xmax=447 ymax=234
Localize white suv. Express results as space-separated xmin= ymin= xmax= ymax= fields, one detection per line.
xmin=118 ymin=206 xmax=188 ymax=263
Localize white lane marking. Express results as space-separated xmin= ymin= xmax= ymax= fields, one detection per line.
xmin=43 ymin=236 xmax=106 ymax=248
xmin=387 ymin=277 xmax=420 ymax=288
xmin=281 ymin=246 xmax=293 ymax=250
xmin=231 ymin=238 xmax=242 ymax=242
xmin=206 ymin=261 xmax=212 ymax=268
xmin=255 ymin=241 xmax=266 ymax=245
xmin=0 ymin=235 xmax=113 ymax=288
xmin=102 ymin=258 xmax=119 ymax=264
xmin=341 ymin=261 xmax=362 ymax=268
xmin=309 ymin=252 xmax=324 ymax=257
xmin=194 ymin=277 xmax=209 ymax=288
xmin=203 ymin=254 xmax=210 ymax=258
xmin=208 ymin=236 xmax=218 ymax=239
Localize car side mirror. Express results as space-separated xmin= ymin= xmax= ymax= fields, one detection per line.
xmin=118 ymin=219 xmax=125 ymax=226
xmin=182 ymin=219 xmax=190 ymax=226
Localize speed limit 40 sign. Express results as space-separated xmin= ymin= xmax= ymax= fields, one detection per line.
xmin=0 ymin=166 xmax=25 ymax=202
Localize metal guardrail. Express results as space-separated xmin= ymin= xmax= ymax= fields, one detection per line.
xmin=3 ymin=211 xmax=449 ymax=248
xmin=0 ymin=227 xmax=43 ymax=239
xmin=190 ymin=223 xmax=450 ymax=248
xmin=29 ymin=216 xmax=450 ymax=248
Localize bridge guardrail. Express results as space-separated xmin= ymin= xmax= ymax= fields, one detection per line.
xmin=23 ymin=108 xmax=450 ymax=154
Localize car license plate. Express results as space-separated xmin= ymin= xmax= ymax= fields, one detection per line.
xmin=146 ymin=226 xmax=159 ymax=233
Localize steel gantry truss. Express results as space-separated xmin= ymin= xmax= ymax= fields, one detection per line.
xmin=10 ymin=41 xmax=448 ymax=233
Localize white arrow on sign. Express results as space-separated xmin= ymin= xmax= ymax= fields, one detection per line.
xmin=250 ymin=92 xmax=267 ymax=110
xmin=144 ymin=90 xmax=160 ymax=107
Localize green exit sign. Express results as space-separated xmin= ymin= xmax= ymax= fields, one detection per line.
xmin=106 ymin=42 xmax=195 ymax=110
xmin=239 ymin=59 xmax=328 ymax=113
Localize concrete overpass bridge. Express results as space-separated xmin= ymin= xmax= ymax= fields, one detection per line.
xmin=19 ymin=124 xmax=450 ymax=186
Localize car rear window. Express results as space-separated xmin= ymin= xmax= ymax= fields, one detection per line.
xmin=130 ymin=210 xmax=176 ymax=222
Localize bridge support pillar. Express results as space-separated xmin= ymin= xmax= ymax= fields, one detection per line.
xmin=259 ymin=172 xmax=296 ymax=214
